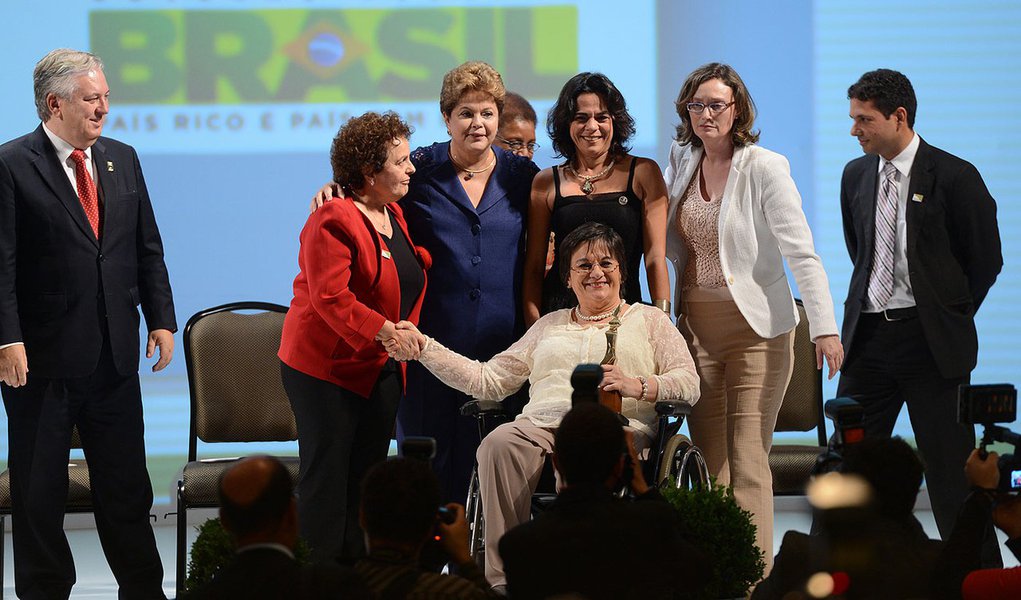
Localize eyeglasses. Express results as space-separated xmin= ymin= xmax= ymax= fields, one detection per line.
xmin=570 ymin=260 xmax=620 ymax=275
xmin=496 ymin=136 xmax=539 ymax=153
xmin=686 ymin=101 xmax=734 ymax=115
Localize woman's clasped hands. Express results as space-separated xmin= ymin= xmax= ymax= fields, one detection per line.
xmin=382 ymin=321 xmax=427 ymax=361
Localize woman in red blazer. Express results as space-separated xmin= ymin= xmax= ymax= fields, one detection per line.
xmin=278 ymin=112 xmax=429 ymax=564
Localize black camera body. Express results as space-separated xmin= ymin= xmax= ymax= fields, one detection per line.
xmin=813 ymin=397 xmax=867 ymax=475
xmin=570 ymin=363 xmax=603 ymax=406
xmin=958 ymin=384 xmax=1021 ymax=493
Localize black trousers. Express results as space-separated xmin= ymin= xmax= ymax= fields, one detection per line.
xmin=281 ymin=361 xmax=401 ymax=565
xmin=1 ymin=338 xmax=165 ymax=600
xmin=837 ymin=313 xmax=1001 ymax=566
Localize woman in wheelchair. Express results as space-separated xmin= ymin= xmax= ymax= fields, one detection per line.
xmin=386 ymin=222 xmax=700 ymax=589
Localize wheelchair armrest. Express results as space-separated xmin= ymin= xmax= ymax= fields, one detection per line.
xmin=459 ymin=399 xmax=505 ymax=417
xmin=655 ymin=400 xmax=692 ymax=418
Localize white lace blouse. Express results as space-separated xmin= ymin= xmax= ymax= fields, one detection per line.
xmin=417 ymin=303 xmax=700 ymax=439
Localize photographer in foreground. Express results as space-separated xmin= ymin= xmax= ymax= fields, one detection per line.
xmin=753 ymin=437 xmax=942 ymax=599
xmin=934 ymin=449 xmax=1021 ymax=599
xmin=499 ymin=403 xmax=709 ymax=600
xmin=354 ymin=458 xmax=499 ymax=599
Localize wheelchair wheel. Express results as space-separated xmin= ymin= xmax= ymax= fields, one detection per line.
xmin=657 ymin=434 xmax=710 ymax=490
xmin=464 ymin=468 xmax=486 ymax=568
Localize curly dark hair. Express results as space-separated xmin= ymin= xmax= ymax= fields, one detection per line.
xmin=547 ymin=72 xmax=635 ymax=163
xmin=330 ymin=111 xmax=413 ymax=190
xmin=501 ymin=91 xmax=537 ymax=127
xmin=847 ymin=69 xmax=917 ymax=128
xmin=558 ymin=222 xmax=628 ymax=290
xmin=674 ymin=63 xmax=759 ymax=148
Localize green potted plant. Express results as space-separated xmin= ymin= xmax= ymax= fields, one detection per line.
xmin=660 ymin=479 xmax=765 ymax=599
xmin=184 ymin=517 xmax=312 ymax=593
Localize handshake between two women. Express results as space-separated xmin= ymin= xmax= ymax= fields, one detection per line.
xmin=378 ymin=320 xmax=426 ymax=361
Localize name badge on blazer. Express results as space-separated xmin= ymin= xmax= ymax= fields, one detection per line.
xmin=381 ymin=249 xmax=392 ymax=259
xmin=912 ymin=193 xmax=924 ymax=203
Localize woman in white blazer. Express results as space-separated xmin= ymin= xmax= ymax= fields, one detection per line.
xmin=664 ymin=63 xmax=843 ymax=566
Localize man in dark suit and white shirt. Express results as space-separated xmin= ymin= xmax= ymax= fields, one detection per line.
xmin=836 ymin=68 xmax=1002 ymax=561
xmin=189 ymin=456 xmax=369 ymax=600
xmin=0 ymin=48 xmax=176 ymax=599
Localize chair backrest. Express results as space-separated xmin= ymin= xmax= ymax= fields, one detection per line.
xmin=184 ymin=302 xmax=296 ymax=460
xmin=774 ymin=299 xmax=826 ymax=444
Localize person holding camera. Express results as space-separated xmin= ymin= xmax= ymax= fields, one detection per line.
xmin=933 ymin=449 xmax=1021 ymax=599
xmin=499 ymin=403 xmax=709 ymax=600
xmin=354 ymin=457 xmax=499 ymax=599
xmin=388 ymin=222 xmax=700 ymax=590
xmin=753 ymin=437 xmax=942 ymax=599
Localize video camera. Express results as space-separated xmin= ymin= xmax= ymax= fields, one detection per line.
xmin=813 ymin=397 xmax=866 ymax=475
xmin=958 ymin=383 xmax=1021 ymax=493
xmin=399 ymin=436 xmax=458 ymax=570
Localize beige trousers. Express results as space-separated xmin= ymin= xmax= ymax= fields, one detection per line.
xmin=678 ymin=299 xmax=794 ymax=567
xmin=476 ymin=420 xmax=558 ymax=587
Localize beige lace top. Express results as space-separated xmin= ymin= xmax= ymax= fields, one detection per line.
xmin=417 ymin=304 xmax=700 ymax=439
xmin=676 ymin=166 xmax=727 ymax=290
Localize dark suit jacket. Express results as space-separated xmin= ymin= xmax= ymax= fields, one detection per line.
xmin=402 ymin=142 xmax=536 ymax=361
xmin=278 ymin=196 xmax=429 ymax=397
xmin=188 ymin=547 xmax=370 ymax=600
xmin=840 ymin=137 xmax=1001 ymax=378
xmin=0 ymin=125 xmax=176 ymax=378
xmin=499 ymin=484 xmax=709 ymax=600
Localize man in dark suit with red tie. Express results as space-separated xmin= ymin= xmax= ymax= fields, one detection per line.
xmin=0 ymin=49 xmax=176 ymax=599
xmin=837 ymin=69 xmax=1002 ymax=563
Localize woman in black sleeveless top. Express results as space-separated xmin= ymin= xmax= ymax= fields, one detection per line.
xmin=522 ymin=72 xmax=671 ymax=324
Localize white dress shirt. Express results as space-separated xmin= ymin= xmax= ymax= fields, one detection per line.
xmin=865 ymin=133 xmax=919 ymax=312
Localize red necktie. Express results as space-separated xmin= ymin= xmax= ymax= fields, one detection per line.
xmin=70 ymin=149 xmax=100 ymax=239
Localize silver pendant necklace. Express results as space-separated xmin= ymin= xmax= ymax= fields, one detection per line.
xmin=566 ymin=159 xmax=616 ymax=194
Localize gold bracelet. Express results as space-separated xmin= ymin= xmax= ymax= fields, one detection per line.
xmin=653 ymin=299 xmax=671 ymax=314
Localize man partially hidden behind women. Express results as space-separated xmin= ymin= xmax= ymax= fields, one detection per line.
xmin=279 ymin=111 xmax=429 ymax=564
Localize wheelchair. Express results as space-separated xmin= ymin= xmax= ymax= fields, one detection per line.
xmin=460 ymin=398 xmax=710 ymax=566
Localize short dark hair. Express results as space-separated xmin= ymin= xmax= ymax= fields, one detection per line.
xmin=558 ymin=222 xmax=628 ymax=289
xmin=841 ymin=436 xmax=924 ymax=519
xmin=673 ymin=62 xmax=759 ymax=148
xmin=218 ymin=456 xmax=293 ymax=539
xmin=500 ymin=91 xmax=537 ymax=129
xmin=847 ymin=69 xmax=917 ymax=128
xmin=555 ymin=404 xmax=626 ymax=485
xmin=547 ymin=72 xmax=635 ymax=163
xmin=360 ymin=458 xmax=441 ymax=544
xmin=330 ymin=111 xmax=413 ymax=190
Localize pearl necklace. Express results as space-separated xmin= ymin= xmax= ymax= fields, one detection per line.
xmin=565 ymin=159 xmax=616 ymax=194
xmin=574 ymin=302 xmax=622 ymax=322
xmin=449 ymin=150 xmax=496 ymax=181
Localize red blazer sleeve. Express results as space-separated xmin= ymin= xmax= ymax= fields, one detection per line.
xmin=299 ymin=202 xmax=387 ymax=352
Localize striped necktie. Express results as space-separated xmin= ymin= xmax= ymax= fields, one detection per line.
xmin=867 ymin=161 xmax=899 ymax=309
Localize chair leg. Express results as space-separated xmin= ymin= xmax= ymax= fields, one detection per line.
xmin=465 ymin=469 xmax=485 ymax=567
xmin=1 ymin=514 xmax=5 ymax=600
xmin=176 ymin=480 xmax=187 ymax=598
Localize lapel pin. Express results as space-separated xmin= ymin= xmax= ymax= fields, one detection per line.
xmin=912 ymin=193 xmax=924 ymax=203
xmin=381 ymin=249 xmax=392 ymax=260
xmin=107 ymin=161 xmax=114 ymax=172
xmin=618 ymin=196 xmax=628 ymax=206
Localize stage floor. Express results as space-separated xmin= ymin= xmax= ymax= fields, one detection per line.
xmin=2 ymin=497 xmax=1017 ymax=598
